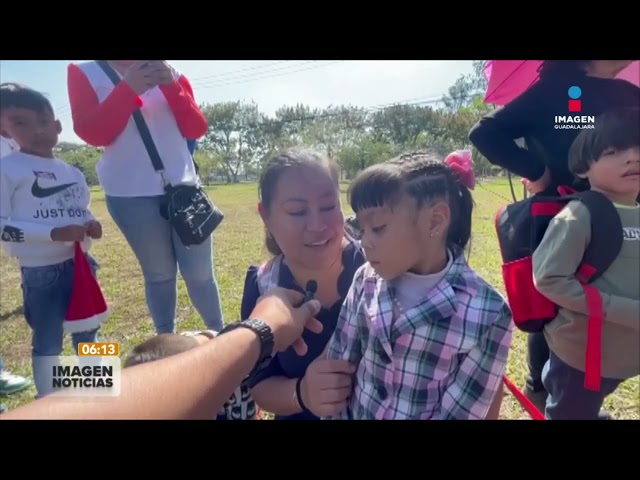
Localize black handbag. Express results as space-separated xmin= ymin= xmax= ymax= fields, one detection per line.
xmin=96 ymin=61 xmax=224 ymax=247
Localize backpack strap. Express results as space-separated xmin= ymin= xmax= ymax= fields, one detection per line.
xmin=568 ymin=190 xmax=623 ymax=391
xmin=572 ymin=190 xmax=624 ymax=283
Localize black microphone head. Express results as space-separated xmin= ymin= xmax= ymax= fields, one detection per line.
xmin=306 ymin=280 xmax=318 ymax=295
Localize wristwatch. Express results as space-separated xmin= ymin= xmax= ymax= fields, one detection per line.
xmin=218 ymin=319 xmax=275 ymax=378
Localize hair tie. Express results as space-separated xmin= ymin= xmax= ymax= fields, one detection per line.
xmin=444 ymin=149 xmax=475 ymax=190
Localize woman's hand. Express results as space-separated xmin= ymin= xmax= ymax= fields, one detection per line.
xmin=524 ymin=166 xmax=552 ymax=194
xmin=147 ymin=61 xmax=176 ymax=86
xmin=122 ymin=61 xmax=159 ymax=95
xmin=299 ymin=353 xmax=356 ymax=417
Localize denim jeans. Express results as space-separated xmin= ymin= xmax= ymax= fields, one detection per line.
xmin=106 ymin=195 xmax=223 ymax=333
xmin=542 ymin=350 xmax=623 ymax=420
xmin=21 ymin=256 xmax=100 ymax=398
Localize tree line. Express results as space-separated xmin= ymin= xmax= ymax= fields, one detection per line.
xmin=57 ymin=61 xmax=501 ymax=186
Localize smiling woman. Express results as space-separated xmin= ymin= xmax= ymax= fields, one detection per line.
xmin=242 ymin=148 xmax=365 ymax=420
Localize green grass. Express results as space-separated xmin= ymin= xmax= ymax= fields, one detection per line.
xmin=1 ymin=178 xmax=638 ymax=419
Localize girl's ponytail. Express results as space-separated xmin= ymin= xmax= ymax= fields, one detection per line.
xmin=443 ymin=150 xmax=475 ymax=255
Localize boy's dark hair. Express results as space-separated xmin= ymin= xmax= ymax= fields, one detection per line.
xmin=569 ymin=107 xmax=640 ymax=176
xmin=123 ymin=333 xmax=199 ymax=368
xmin=348 ymin=150 xmax=474 ymax=254
xmin=258 ymin=148 xmax=341 ymax=256
xmin=0 ymin=82 xmax=54 ymax=115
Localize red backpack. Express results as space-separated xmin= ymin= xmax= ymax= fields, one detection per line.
xmin=495 ymin=187 xmax=623 ymax=392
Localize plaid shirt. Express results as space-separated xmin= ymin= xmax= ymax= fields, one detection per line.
xmin=324 ymin=254 xmax=513 ymax=420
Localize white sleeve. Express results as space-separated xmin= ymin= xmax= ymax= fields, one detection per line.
xmin=1 ymin=170 xmax=55 ymax=243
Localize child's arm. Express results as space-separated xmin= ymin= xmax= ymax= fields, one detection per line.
xmin=1 ymin=171 xmax=59 ymax=243
xmin=433 ymin=302 xmax=513 ymax=420
xmin=70 ymin=167 xmax=101 ymax=239
xmin=322 ymin=266 xmax=367 ymax=420
xmin=533 ymin=201 xmax=639 ymax=331
xmin=326 ymin=265 xmax=366 ymax=365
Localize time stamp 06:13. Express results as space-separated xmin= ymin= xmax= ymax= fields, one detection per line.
xmin=77 ymin=342 xmax=120 ymax=356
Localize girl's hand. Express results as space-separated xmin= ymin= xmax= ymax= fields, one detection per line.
xmin=299 ymin=354 xmax=356 ymax=417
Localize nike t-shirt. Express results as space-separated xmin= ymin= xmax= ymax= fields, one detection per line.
xmin=0 ymin=136 xmax=19 ymax=159
xmin=0 ymin=151 xmax=95 ymax=267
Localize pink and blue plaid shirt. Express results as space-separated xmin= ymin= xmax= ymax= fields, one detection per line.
xmin=324 ymin=253 xmax=513 ymax=420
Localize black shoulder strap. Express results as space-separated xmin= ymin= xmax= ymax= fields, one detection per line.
xmin=570 ymin=190 xmax=624 ymax=282
xmin=96 ymin=60 xmax=167 ymax=175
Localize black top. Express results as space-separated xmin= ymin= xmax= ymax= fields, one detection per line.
xmin=242 ymin=241 xmax=365 ymax=420
xmin=469 ymin=73 xmax=640 ymax=189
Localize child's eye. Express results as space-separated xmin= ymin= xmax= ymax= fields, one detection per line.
xmin=372 ymin=225 xmax=386 ymax=234
xmin=320 ymin=205 xmax=336 ymax=212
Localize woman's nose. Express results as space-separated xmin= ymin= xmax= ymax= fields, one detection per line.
xmin=306 ymin=210 xmax=328 ymax=232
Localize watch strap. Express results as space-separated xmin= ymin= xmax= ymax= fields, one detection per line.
xmin=219 ymin=319 xmax=274 ymax=379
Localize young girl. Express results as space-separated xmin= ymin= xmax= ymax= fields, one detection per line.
xmin=324 ymin=150 xmax=513 ymax=420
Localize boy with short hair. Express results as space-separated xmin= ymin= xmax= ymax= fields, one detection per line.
xmin=124 ymin=331 xmax=258 ymax=420
xmin=0 ymin=82 xmax=104 ymax=398
xmin=533 ymin=107 xmax=640 ymax=420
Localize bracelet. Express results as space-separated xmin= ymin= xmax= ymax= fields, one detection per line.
xmin=294 ymin=377 xmax=308 ymax=412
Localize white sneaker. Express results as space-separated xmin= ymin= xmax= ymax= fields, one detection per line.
xmin=0 ymin=370 xmax=31 ymax=395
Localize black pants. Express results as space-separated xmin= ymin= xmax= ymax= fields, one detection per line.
xmin=525 ymin=332 xmax=550 ymax=391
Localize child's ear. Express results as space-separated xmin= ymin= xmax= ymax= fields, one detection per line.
xmin=427 ymin=201 xmax=450 ymax=236
xmin=55 ymin=120 xmax=62 ymax=135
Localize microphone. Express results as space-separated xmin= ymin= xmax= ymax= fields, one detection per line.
xmin=304 ymin=280 xmax=318 ymax=303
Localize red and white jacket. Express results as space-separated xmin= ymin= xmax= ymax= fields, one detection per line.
xmin=67 ymin=61 xmax=208 ymax=197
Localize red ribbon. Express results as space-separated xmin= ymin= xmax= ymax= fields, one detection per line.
xmin=444 ymin=149 xmax=475 ymax=190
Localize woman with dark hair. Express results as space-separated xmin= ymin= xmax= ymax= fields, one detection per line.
xmin=243 ymin=148 xmax=365 ymax=420
xmin=468 ymin=60 xmax=639 ymax=414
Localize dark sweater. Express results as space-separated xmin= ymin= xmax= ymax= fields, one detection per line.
xmin=242 ymin=242 xmax=365 ymax=420
xmin=469 ymin=73 xmax=640 ymax=188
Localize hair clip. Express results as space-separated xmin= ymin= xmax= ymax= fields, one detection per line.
xmin=444 ymin=149 xmax=475 ymax=190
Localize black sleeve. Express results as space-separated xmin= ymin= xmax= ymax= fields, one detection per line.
xmin=240 ymin=265 xmax=290 ymax=388
xmin=469 ymin=82 xmax=549 ymax=181
xmin=613 ymin=79 xmax=640 ymax=106
xmin=240 ymin=265 xmax=260 ymax=321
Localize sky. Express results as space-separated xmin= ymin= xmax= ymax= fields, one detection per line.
xmin=0 ymin=60 xmax=475 ymax=144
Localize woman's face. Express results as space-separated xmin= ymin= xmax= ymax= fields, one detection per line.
xmin=261 ymin=165 xmax=345 ymax=270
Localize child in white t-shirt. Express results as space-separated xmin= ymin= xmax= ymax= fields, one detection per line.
xmin=0 ymin=82 xmax=104 ymax=398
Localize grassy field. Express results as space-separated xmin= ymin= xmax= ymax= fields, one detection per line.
xmin=1 ymin=178 xmax=638 ymax=419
